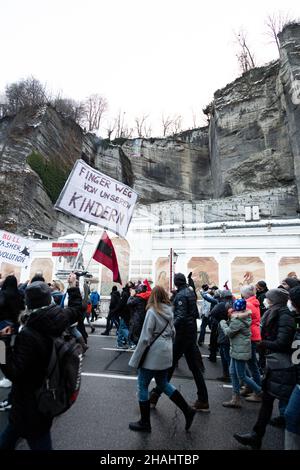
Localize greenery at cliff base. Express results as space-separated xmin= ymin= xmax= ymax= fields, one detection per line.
xmin=27 ymin=151 xmax=69 ymax=203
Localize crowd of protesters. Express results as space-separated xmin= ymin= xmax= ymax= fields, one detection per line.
xmin=0 ymin=268 xmax=299 ymax=450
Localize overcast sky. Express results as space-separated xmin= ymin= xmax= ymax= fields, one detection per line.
xmin=1 ymin=0 xmax=299 ymax=136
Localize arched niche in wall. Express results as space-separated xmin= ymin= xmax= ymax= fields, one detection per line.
xmin=29 ymin=258 xmax=54 ymax=283
xmin=100 ymin=237 xmax=130 ymax=295
xmin=0 ymin=263 xmax=22 ymax=283
xmin=187 ymin=257 xmax=219 ymax=292
xmin=155 ymin=257 xmax=170 ymax=292
xmin=231 ymin=257 xmax=265 ymax=293
xmin=279 ymin=257 xmax=300 ymax=281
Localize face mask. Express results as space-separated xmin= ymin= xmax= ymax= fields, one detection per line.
xmin=287 ymin=300 xmax=297 ymax=312
xmin=263 ymin=298 xmax=270 ymax=309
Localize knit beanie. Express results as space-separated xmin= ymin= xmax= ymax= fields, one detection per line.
xmin=266 ymin=288 xmax=289 ymax=305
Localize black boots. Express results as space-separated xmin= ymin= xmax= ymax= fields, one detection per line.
xmin=170 ymin=390 xmax=196 ymax=431
xmin=233 ymin=431 xmax=262 ymax=450
xmin=129 ymin=401 xmax=151 ymax=433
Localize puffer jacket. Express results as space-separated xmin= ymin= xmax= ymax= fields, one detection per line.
xmin=246 ymin=296 xmax=261 ymax=341
xmin=0 ymin=287 xmax=82 ymax=438
xmin=220 ymin=311 xmax=252 ymax=360
xmin=173 ymin=285 xmax=199 ymax=341
xmin=129 ymin=305 xmax=175 ymax=370
xmin=127 ymin=295 xmax=147 ymax=344
xmin=261 ymin=305 xmax=297 ymax=400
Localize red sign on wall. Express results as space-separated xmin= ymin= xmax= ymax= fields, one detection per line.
xmin=52 ymin=242 xmax=78 ymax=257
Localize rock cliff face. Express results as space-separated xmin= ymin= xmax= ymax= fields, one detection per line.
xmin=0 ymin=23 xmax=300 ymax=237
xmin=0 ymin=106 xmax=96 ymax=237
xmin=208 ymin=23 xmax=300 ymax=209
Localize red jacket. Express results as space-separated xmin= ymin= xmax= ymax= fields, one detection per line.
xmin=246 ymin=296 xmax=261 ymax=341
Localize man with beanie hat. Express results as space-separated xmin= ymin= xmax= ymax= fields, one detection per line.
xmin=149 ymin=273 xmax=209 ymax=412
xmin=234 ymin=287 xmax=296 ymax=450
xmin=0 ymin=273 xmax=82 ymax=450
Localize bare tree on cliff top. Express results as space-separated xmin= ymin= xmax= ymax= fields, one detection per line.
xmin=52 ymin=95 xmax=85 ymax=125
xmin=161 ymin=114 xmax=173 ymax=137
xmin=5 ymin=76 xmax=48 ymax=114
xmin=83 ymin=94 xmax=108 ymax=132
xmin=265 ymin=13 xmax=296 ymax=53
xmin=134 ymin=114 xmax=152 ymax=138
xmin=235 ymin=30 xmax=256 ymax=74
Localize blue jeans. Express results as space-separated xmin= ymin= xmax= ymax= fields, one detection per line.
xmin=230 ymin=358 xmax=262 ymax=395
xmin=117 ymin=319 xmax=133 ymax=347
xmin=0 ymin=422 xmax=52 ymax=450
xmin=198 ymin=316 xmax=210 ymax=344
xmin=246 ymin=342 xmax=261 ymax=387
xmin=137 ymin=368 xmax=176 ymax=402
xmin=285 ymin=385 xmax=300 ymax=435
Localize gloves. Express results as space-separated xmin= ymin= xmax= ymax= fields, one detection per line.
xmin=256 ymin=341 xmax=266 ymax=353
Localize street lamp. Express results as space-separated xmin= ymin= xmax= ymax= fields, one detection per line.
xmin=168 ymin=248 xmax=178 ymax=292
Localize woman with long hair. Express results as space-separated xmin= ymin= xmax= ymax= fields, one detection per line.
xmin=128 ymin=286 xmax=195 ymax=432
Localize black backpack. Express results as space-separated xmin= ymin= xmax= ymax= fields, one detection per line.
xmin=25 ymin=327 xmax=84 ymax=418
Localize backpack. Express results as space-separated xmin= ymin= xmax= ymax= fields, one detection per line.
xmin=25 ymin=327 xmax=84 ymax=418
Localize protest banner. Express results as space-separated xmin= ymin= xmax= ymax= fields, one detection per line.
xmin=55 ymin=160 xmax=138 ymax=238
xmin=0 ymin=230 xmax=35 ymax=269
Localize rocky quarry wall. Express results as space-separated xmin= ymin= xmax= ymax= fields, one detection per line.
xmin=0 ymin=23 xmax=300 ymax=237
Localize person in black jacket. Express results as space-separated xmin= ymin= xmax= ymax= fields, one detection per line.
xmin=114 ymin=282 xmax=134 ymax=348
xmin=150 ymin=273 xmax=209 ymax=412
xmin=256 ymin=280 xmax=269 ymax=318
xmin=101 ymin=286 xmax=121 ymax=335
xmin=0 ymin=273 xmax=82 ymax=450
xmin=233 ymin=288 xmax=296 ymax=450
xmin=0 ymin=275 xmax=25 ymax=330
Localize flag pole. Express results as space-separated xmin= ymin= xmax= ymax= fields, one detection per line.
xmin=72 ymin=223 xmax=91 ymax=270
xmin=85 ymin=228 xmax=105 ymax=272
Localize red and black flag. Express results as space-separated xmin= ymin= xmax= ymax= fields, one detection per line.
xmin=92 ymin=231 xmax=122 ymax=284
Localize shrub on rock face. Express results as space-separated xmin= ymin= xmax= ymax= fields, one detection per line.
xmin=27 ymin=151 xmax=69 ymax=203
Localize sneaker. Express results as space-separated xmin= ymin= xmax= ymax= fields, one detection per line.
xmin=0 ymin=378 xmax=12 ymax=388
xmin=116 ymin=344 xmax=128 ymax=349
xmin=0 ymin=400 xmax=12 ymax=411
xmin=101 ymin=331 xmax=109 ymax=336
xmin=192 ymin=400 xmax=210 ymax=412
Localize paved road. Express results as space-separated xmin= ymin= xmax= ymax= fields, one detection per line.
xmin=0 ymin=327 xmax=284 ymax=450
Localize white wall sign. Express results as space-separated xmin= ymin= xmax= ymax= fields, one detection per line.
xmin=0 ymin=230 xmax=36 ymax=269
xmin=55 ymin=159 xmax=138 ymax=238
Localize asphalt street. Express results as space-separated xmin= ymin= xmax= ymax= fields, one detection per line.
xmin=0 ymin=327 xmax=284 ymax=450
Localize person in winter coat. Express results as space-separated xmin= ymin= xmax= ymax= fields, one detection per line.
xmin=127 ymin=281 xmax=151 ymax=345
xmin=101 ymin=286 xmax=121 ymax=335
xmin=220 ymin=299 xmax=262 ymax=409
xmin=281 ymin=277 xmax=300 ymax=291
xmin=256 ymin=281 xmax=269 ymax=318
xmin=128 ymin=286 xmax=195 ymax=432
xmin=240 ymin=285 xmax=262 ymax=402
xmin=113 ymin=282 xmax=135 ymax=348
xmin=198 ymin=285 xmax=216 ymax=347
xmin=0 ymin=273 xmax=82 ymax=450
xmin=90 ymin=289 xmax=100 ymax=321
xmin=284 ymin=286 xmax=300 ymax=450
xmin=0 ymin=275 xmax=24 ymax=330
xmin=149 ymin=273 xmax=208 ymax=412
xmin=234 ymin=288 xmax=296 ymax=450
xmin=208 ymin=289 xmax=233 ymax=363
xmin=0 ymin=275 xmax=25 ymax=388
xmin=187 ymin=272 xmax=197 ymax=298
